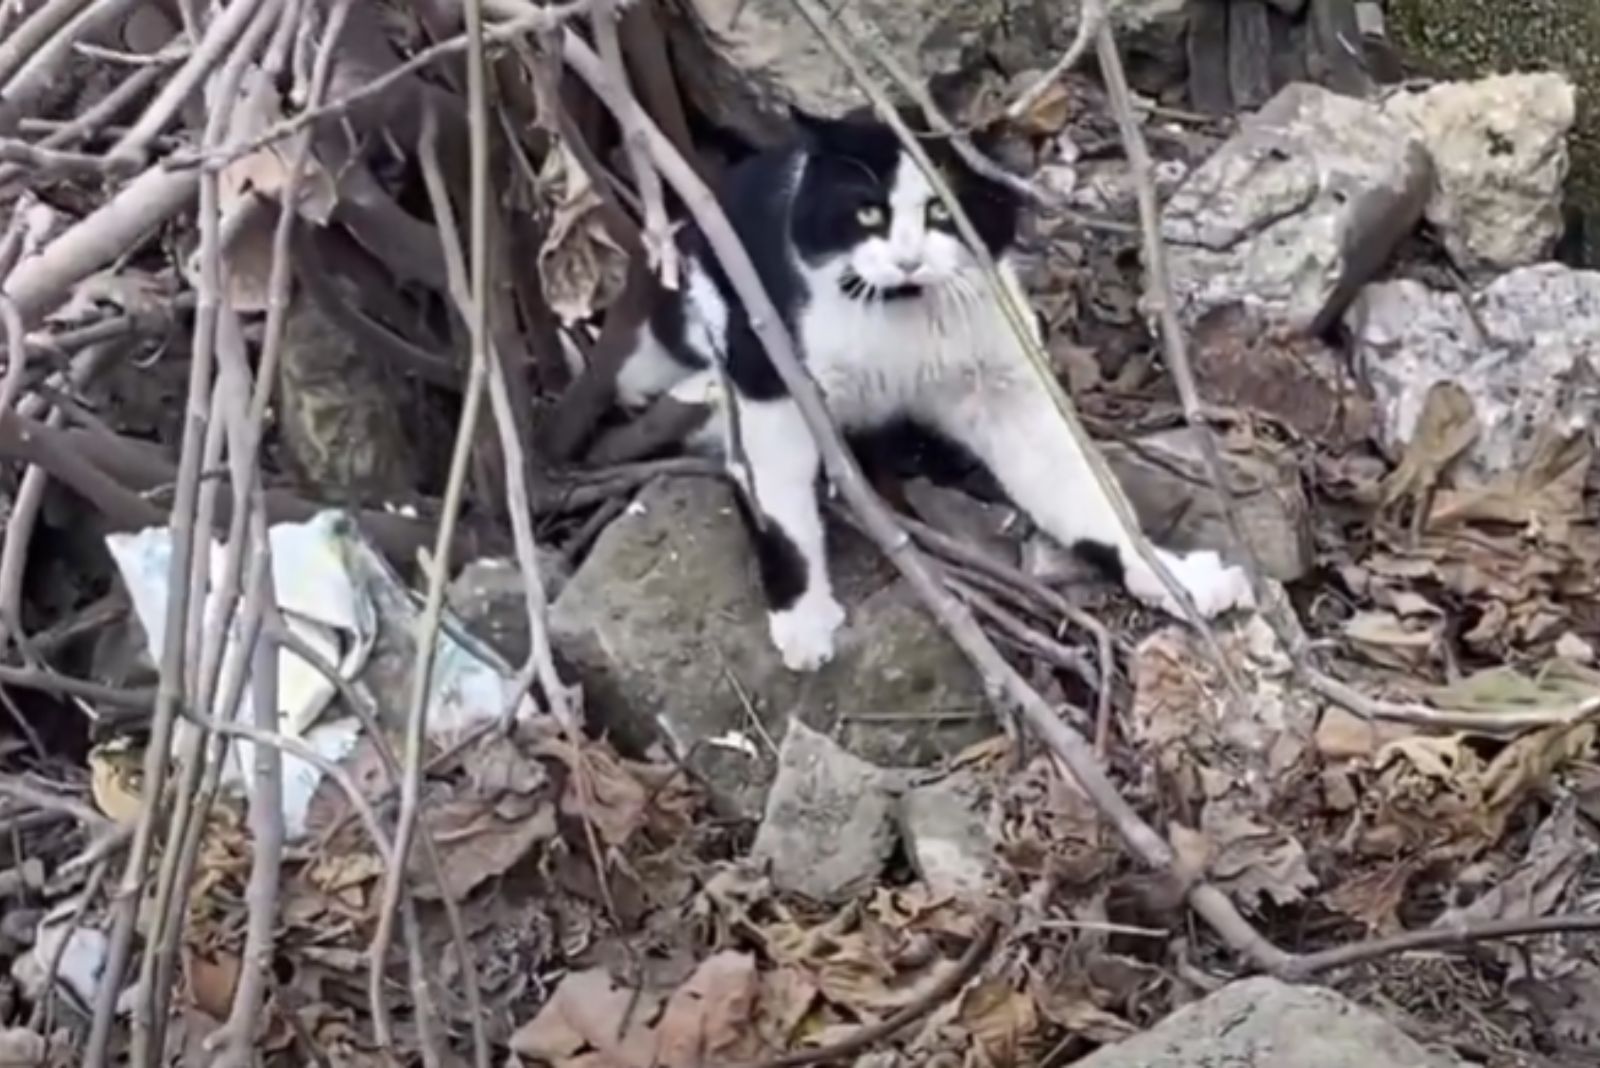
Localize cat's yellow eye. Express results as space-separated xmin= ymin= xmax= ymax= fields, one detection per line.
xmin=927 ymin=200 xmax=951 ymax=223
xmin=856 ymin=204 xmax=886 ymax=228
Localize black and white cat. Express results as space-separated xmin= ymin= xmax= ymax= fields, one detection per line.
xmin=616 ymin=113 xmax=1252 ymax=671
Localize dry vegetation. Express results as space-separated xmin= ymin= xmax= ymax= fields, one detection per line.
xmin=0 ymin=1 xmax=1598 ymax=1066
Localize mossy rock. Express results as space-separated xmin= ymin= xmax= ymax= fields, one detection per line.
xmin=1386 ymin=0 xmax=1600 ymax=255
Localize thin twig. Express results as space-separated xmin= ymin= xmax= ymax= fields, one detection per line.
xmin=0 ymin=775 xmax=109 ymax=830
xmin=269 ymin=624 xmax=489 ymax=1065
xmin=592 ymin=0 xmax=677 ymax=289
xmin=365 ymin=101 xmax=491 ymax=1055
xmin=110 ymin=0 xmax=269 ymax=165
xmin=416 ymin=76 xmax=574 ymax=735
xmin=1007 ymin=0 xmax=1104 ymax=121
xmin=0 ymin=0 xmax=92 ymax=90
xmin=83 ymin=3 xmax=271 ymax=1060
xmin=1286 ymin=914 xmax=1600 ymax=979
xmin=745 ymin=917 xmax=1001 ymax=1068
xmin=178 ymin=0 xmax=597 ymax=176
xmin=0 ymin=663 xmax=154 ymax=711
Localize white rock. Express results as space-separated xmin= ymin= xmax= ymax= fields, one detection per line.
xmin=752 ymin=720 xmax=900 ymax=903
xmin=1347 ymin=263 xmax=1600 ymax=474
xmin=1162 ymin=83 xmax=1431 ymax=333
xmin=896 ymin=774 xmax=998 ymax=901
xmin=1383 ymin=73 xmax=1576 ymax=275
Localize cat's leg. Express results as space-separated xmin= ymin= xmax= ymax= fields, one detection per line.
xmin=930 ymin=379 xmax=1252 ymax=618
xmin=728 ymin=392 xmax=845 ymax=671
xmin=615 ymin=327 xmax=694 ymax=411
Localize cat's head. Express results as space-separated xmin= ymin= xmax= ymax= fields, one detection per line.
xmin=788 ymin=110 xmax=1022 ymax=300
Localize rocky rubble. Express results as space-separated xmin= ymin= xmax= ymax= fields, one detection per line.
xmin=1160 ymin=82 xmax=1432 ymax=334
xmin=1347 ymin=264 xmax=1600 ymax=474
xmin=662 ymin=0 xmax=1188 ymax=143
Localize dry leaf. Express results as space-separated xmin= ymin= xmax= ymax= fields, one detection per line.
xmin=539 ymin=142 xmax=628 ymax=323
xmin=755 ymin=967 xmax=818 ymax=1051
xmin=88 ymin=740 xmax=145 ymax=824
xmin=655 ymin=952 xmax=761 ymax=1067
xmin=184 ymin=952 xmax=241 ymax=1019
xmin=510 ymin=968 xmax=662 ymax=1066
xmin=1315 ymin=706 xmax=1411 ymax=761
xmin=221 ymin=68 xmax=337 ymax=223
xmin=1029 ymin=978 xmax=1137 ymax=1045
xmin=1342 ymin=609 xmax=1441 ymax=669
xmin=1481 ymin=721 xmax=1596 ymax=816
xmin=1378 ymin=380 xmax=1478 ymax=511
xmin=1013 ymin=79 xmax=1073 ymax=134
xmin=958 ymin=979 xmax=1038 ymax=1063
xmin=409 ymin=797 xmax=557 ymax=901
xmin=1435 ymin=797 xmax=1593 ymax=934
xmin=1200 ymin=801 xmax=1317 ymax=907
xmin=1325 ymin=859 xmax=1420 ymax=934
xmin=1431 ymin=428 xmax=1591 ymax=530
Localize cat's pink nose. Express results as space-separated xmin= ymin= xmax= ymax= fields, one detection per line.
xmin=894 ymin=255 xmax=921 ymax=273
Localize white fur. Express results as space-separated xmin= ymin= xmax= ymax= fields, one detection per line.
xmin=739 ymin=397 xmax=845 ymax=669
xmin=617 ymin=148 xmax=1253 ymax=670
xmin=847 ymin=162 xmax=966 ymax=290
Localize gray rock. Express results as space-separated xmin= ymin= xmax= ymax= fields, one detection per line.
xmin=901 ymin=479 xmax=1021 ymax=571
xmin=1102 ymin=429 xmax=1313 ymax=583
xmin=1162 ymin=83 xmax=1432 ymax=334
xmin=1347 ymin=264 xmax=1600 ymax=474
xmin=896 ymin=774 xmax=998 ymax=902
xmin=1071 ymin=977 xmax=1467 ymax=1068
xmin=751 ymin=720 xmax=900 ymax=903
xmin=664 ymin=0 xmax=1187 ymax=146
xmin=1383 ymin=73 xmax=1576 ymax=276
xmin=549 ymin=476 xmax=994 ymax=819
xmin=447 ymin=554 xmax=573 ymax=666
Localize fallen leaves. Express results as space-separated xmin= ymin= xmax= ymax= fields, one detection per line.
xmin=538 ymin=141 xmax=629 ymax=324
xmin=510 ymin=954 xmax=763 ymax=1068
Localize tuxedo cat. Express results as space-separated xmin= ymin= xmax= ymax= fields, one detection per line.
xmin=615 ymin=113 xmax=1253 ymax=671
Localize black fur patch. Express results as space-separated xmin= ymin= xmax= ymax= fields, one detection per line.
xmin=732 ymin=484 xmax=810 ymax=611
xmin=1071 ymin=539 xmax=1125 ymax=585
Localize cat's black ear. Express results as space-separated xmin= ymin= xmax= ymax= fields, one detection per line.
xmin=790 ymin=108 xmax=859 ymax=149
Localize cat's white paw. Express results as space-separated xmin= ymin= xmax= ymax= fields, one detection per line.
xmin=1130 ymin=549 xmax=1254 ymax=620
xmin=769 ymin=595 xmax=846 ymax=672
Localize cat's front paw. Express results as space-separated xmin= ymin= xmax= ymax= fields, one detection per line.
xmin=769 ymin=595 xmax=847 ymax=672
xmin=1131 ymin=549 xmax=1254 ymax=620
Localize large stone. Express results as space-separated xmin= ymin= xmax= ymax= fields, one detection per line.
xmin=896 ymin=773 xmax=999 ymax=902
xmin=1382 ymin=73 xmax=1576 ymax=275
xmin=1161 ymin=83 xmax=1432 ymax=334
xmin=1071 ymin=977 xmax=1467 ymax=1068
xmin=1102 ymin=429 xmax=1313 ymax=583
xmin=1347 ymin=264 xmax=1600 ymax=474
xmin=447 ymin=554 xmax=573 ymax=667
xmin=751 ymin=720 xmax=900 ymax=903
xmin=663 ymin=0 xmax=1187 ymax=145
xmin=549 ymin=476 xmax=994 ymax=819
xmin=1386 ymin=0 xmax=1600 ymax=259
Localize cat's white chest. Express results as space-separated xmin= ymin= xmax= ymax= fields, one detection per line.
xmin=796 ymin=282 xmax=1022 ymax=427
